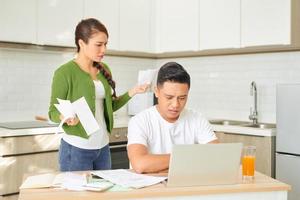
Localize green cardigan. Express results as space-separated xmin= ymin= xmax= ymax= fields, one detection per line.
xmin=48 ymin=60 xmax=131 ymax=139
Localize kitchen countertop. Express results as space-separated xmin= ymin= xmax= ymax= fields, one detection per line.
xmin=0 ymin=116 xmax=275 ymax=137
xmin=0 ymin=116 xmax=131 ymax=137
xmin=211 ymin=124 xmax=276 ymax=137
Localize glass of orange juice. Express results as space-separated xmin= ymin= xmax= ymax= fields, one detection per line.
xmin=242 ymin=146 xmax=256 ymax=180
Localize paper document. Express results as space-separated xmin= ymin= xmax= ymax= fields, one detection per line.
xmin=92 ymin=169 xmax=167 ymax=189
xmin=54 ymin=97 xmax=99 ymax=136
xmin=137 ymin=69 xmax=158 ymax=92
xmin=19 ymin=173 xmax=64 ymax=189
xmin=20 ymin=172 xmax=113 ymax=192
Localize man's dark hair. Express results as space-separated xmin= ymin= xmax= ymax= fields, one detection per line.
xmin=156 ymin=62 xmax=190 ymax=88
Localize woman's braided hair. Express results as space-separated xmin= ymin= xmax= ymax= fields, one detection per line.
xmin=93 ymin=62 xmax=117 ymax=98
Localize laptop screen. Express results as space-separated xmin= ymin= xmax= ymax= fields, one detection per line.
xmin=167 ymin=143 xmax=242 ymax=187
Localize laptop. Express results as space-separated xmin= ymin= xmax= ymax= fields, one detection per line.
xmin=167 ymin=143 xmax=242 ymax=187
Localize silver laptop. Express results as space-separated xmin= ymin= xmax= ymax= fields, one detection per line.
xmin=167 ymin=143 xmax=242 ymax=187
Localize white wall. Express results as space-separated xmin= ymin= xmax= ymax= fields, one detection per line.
xmin=0 ymin=48 xmax=155 ymax=122
xmin=1 ymin=48 xmax=300 ymax=123
xmin=157 ymin=51 xmax=300 ymax=123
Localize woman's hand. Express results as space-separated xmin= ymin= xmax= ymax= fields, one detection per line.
xmin=59 ymin=114 xmax=80 ymax=126
xmin=128 ymin=83 xmax=150 ymax=97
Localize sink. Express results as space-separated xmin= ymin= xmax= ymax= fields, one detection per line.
xmin=209 ymin=119 xmax=276 ymax=129
xmin=240 ymin=123 xmax=276 ymax=129
xmin=209 ymin=120 xmax=246 ymax=126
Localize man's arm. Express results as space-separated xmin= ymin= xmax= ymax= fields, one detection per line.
xmin=127 ymin=144 xmax=170 ymax=174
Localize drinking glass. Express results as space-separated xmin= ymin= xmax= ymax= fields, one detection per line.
xmin=242 ymin=146 xmax=256 ymax=180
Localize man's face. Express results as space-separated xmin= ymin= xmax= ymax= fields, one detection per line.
xmin=155 ymin=81 xmax=189 ymax=123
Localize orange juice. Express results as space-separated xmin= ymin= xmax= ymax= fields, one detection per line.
xmin=242 ymin=155 xmax=255 ymax=176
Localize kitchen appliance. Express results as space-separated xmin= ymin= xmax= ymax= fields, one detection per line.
xmin=109 ymin=129 xmax=129 ymax=169
xmin=276 ymin=84 xmax=300 ymax=200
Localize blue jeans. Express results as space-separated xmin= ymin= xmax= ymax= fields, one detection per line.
xmin=59 ymin=139 xmax=111 ymax=171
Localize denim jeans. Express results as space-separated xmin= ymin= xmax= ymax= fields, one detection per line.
xmin=59 ymin=139 xmax=111 ymax=171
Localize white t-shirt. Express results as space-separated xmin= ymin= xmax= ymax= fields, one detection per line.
xmin=127 ymin=106 xmax=217 ymax=154
xmin=62 ymin=80 xmax=109 ymax=149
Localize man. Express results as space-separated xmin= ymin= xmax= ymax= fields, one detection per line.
xmin=127 ymin=62 xmax=218 ymax=174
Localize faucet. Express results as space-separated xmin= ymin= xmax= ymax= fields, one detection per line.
xmin=249 ymin=81 xmax=258 ymax=124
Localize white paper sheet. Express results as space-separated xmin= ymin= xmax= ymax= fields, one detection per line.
xmin=92 ymin=169 xmax=167 ymax=189
xmin=19 ymin=173 xmax=56 ymax=189
xmin=72 ymin=97 xmax=100 ymax=136
xmin=137 ymin=69 xmax=158 ymax=91
xmin=55 ymin=97 xmax=99 ymax=136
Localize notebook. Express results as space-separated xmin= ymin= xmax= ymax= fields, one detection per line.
xmin=167 ymin=143 xmax=242 ymax=187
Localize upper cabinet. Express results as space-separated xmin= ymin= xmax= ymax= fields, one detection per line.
xmin=0 ymin=0 xmax=36 ymax=44
xmin=156 ymin=0 xmax=199 ymax=52
xmin=241 ymin=0 xmax=291 ymax=47
xmin=0 ymin=0 xmax=294 ymax=53
xmin=84 ymin=0 xmax=120 ymax=50
xmin=119 ymin=0 xmax=154 ymax=52
xmin=199 ymin=0 xmax=240 ymax=50
xmin=37 ymin=0 xmax=84 ymax=47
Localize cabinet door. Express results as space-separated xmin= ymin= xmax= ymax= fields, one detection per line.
xmin=241 ymin=0 xmax=291 ymax=47
xmin=215 ymin=132 xmax=275 ymax=177
xmin=119 ymin=0 xmax=153 ymax=52
xmin=0 ymin=0 xmax=36 ymax=43
xmin=156 ymin=0 xmax=199 ymax=52
xmin=199 ymin=0 xmax=240 ymax=50
xmin=84 ymin=0 xmax=119 ymax=50
xmin=37 ymin=0 xmax=84 ymax=47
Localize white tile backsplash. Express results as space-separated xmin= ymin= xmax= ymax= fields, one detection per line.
xmin=156 ymin=51 xmax=300 ymax=123
xmin=0 ymin=48 xmax=155 ymax=122
xmin=1 ymin=48 xmax=300 ymax=123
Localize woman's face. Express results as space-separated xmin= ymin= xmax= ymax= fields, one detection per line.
xmin=80 ymin=31 xmax=108 ymax=62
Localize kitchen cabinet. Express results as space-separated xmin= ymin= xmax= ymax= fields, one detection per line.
xmin=83 ymin=0 xmax=119 ymax=50
xmin=0 ymin=133 xmax=61 ymax=200
xmin=215 ymin=132 xmax=275 ymax=177
xmin=0 ymin=125 xmax=128 ymax=200
xmin=241 ymin=0 xmax=291 ymax=47
xmin=0 ymin=0 xmax=36 ymax=44
xmin=155 ymin=0 xmax=199 ymax=52
xmin=37 ymin=0 xmax=84 ymax=47
xmin=119 ymin=0 xmax=154 ymax=52
xmin=199 ymin=0 xmax=240 ymax=50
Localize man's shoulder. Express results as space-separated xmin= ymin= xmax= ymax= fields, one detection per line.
xmin=180 ymin=108 xmax=208 ymax=123
xmin=129 ymin=106 xmax=156 ymax=123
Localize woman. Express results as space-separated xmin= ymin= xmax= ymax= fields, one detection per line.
xmin=48 ymin=18 xmax=148 ymax=171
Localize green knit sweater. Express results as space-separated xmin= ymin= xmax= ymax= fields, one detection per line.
xmin=48 ymin=60 xmax=131 ymax=139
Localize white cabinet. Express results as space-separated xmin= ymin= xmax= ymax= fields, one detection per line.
xmin=37 ymin=0 xmax=84 ymax=47
xmin=241 ymin=0 xmax=291 ymax=47
xmin=119 ymin=0 xmax=154 ymax=52
xmin=199 ymin=0 xmax=240 ymax=50
xmin=0 ymin=0 xmax=36 ymax=43
xmin=84 ymin=0 xmax=119 ymax=50
xmin=156 ymin=0 xmax=199 ymax=52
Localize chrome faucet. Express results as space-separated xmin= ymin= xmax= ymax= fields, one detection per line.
xmin=249 ymin=81 xmax=258 ymax=124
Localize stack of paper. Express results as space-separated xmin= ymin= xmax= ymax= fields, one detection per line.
xmin=92 ymin=169 xmax=167 ymax=189
xmin=20 ymin=172 xmax=114 ymax=192
xmin=19 ymin=173 xmax=64 ymax=189
xmin=54 ymin=97 xmax=99 ymax=135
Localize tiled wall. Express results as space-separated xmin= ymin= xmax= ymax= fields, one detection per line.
xmin=0 ymin=48 xmax=155 ymax=122
xmin=157 ymin=51 xmax=300 ymax=123
xmin=1 ymin=48 xmax=300 ymax=123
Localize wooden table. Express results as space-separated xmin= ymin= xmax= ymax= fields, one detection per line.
xmin=18 ymin=171 xmax=290 ymax=200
